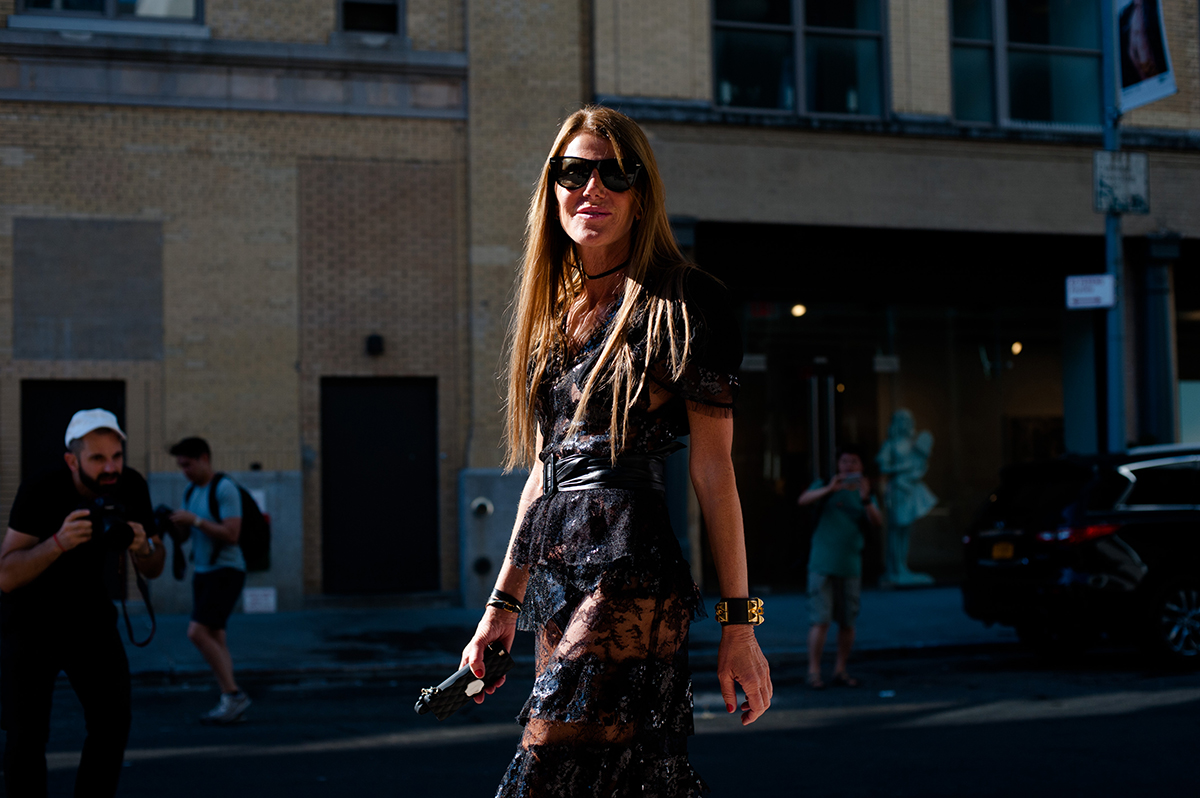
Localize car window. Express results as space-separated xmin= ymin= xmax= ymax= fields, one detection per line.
xmin=1122 ymin=462 xmax=1200 ymax=507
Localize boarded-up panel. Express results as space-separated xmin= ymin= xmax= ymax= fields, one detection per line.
xmin=13 ymin=219 xmax=163 ymax=360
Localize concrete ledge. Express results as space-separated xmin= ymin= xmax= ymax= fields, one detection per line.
xmin=597 ymin=94 xmax=1200 ymax=153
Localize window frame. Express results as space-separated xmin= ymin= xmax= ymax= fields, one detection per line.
xmin=1114 ymin=456 xmax=1200 ymax=511
xmin=337 ymin=0 xmax=406 ymax=39
xmin=712 ymin=0 xmax=890 ymax=120
xmin=14 ymin=0 xmax=205 ymax=25
xmin=949 ymin=0 xmax=1103 ymax=130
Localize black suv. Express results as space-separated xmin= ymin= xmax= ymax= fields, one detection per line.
xmin=962 ymin=445 xmax=1200 ymax=663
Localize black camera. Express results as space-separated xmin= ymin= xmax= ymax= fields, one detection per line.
xmin=84 ymin=496 xmax=135 ymax=552
xmin=152 ymin=504 xmax=176 ymax=538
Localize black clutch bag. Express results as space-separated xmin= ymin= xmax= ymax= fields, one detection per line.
xmin=414 ymin=643 xmax=515 ymax=721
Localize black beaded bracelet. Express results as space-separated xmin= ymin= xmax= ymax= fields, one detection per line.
xmin=716 ymin=597 xmax=765 ymax=626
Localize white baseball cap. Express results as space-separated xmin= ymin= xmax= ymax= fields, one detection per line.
xmin=64 ymin=409 xmax=127 ymax=449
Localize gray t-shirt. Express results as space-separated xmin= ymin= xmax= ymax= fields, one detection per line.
xmin=184 ymin=477 xmax=245 ymax=573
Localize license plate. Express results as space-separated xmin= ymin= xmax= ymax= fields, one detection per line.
xmin=992 ymin=542 xmax=1014 ymax=560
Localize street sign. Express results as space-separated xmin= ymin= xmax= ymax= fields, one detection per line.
xmin=1066 ymin=275 xmax=1116 ymax=309
xmin=1094 ymin=151 xmax=1149 ymax=213
xmin=873 ymin=354 xmax=900 ymax=373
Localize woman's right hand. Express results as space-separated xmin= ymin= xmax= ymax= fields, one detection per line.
xmin=460 ymin=607 xmax=519 ymax=704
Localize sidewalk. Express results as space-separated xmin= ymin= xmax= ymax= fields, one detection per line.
xmin=126 ymin=583 xmax=1017 ymax=681
xmin=125 ymin=586 xmax=1018 ymax=682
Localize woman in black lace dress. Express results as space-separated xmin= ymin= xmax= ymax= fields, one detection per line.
xmin=461 ymin=106 xmax=772 ymax=797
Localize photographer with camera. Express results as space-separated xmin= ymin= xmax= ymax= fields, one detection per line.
xmin=796 ymin=444 xmax=882 ymax=690
xmin=0 ymin=408 xmax=164 ymax=797
xmin=167 ymin=437 xmax=250 ymax=725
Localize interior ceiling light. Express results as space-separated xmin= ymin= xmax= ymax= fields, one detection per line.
xmin=1011 ymin=342 xmax=1023 ymax=355
xmin=790 ymin=304 xmax=807 ymax=317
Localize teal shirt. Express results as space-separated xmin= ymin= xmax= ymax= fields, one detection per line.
xmin=807 ymin=479 xmax=875 ymax=578
xmin=184 ymin=477 xmax=246 ymax=573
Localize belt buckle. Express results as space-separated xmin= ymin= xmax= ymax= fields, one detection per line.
xmin=543 ymin=453 xmax=557 ymax=495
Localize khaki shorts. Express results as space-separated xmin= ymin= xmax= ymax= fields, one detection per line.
xmin=808 ymin=572 xmax=861 ymax=628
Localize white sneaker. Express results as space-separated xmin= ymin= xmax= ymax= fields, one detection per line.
xmin=200 ymin=691 xmax=251 ymax=725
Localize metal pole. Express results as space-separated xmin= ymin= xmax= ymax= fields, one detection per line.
xmin=1101 ymin=0 xmax=1126 ymax=452
xmin=810 ymin=375 xmax=820 ymax=480
xmin=826 ymin=375 xmax=837 ymax=479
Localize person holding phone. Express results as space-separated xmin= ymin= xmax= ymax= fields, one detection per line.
xmin=459 ymin=105 xmax=771 ymax=797
xmin=797 ymin=444 xmax=882 ymax=689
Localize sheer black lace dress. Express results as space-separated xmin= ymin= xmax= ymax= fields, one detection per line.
xmin=496 ymin=271 xmax=741 ymax=798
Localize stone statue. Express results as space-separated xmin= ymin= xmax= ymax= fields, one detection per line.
xmin=876 ymin=409 xmax=937 ymax=586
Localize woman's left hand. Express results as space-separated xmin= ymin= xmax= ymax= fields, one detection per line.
xmin=858 ymin=477 xmax=872 ymax=501
xmin=717 ymin=626 xmax=772 ymax=725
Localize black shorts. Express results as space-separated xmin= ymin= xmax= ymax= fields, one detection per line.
xmin=191 ymin=568 xmax=245 ymax=630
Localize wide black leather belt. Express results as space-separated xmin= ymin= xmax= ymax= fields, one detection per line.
xmin=542 ymin=442 xmax=685 ymax=496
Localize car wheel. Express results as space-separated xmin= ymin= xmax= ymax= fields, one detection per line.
xmin=1151 ymin=581 xmax=1200 ymax=665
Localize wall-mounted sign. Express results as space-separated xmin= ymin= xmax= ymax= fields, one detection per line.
xmin=1117 ymin=0 xmax=1177 ymax=113
xmin=1066 ymin=275 xmax=1116 ymax=309
xmin=1094 ymin=151 xmax=1149 ymax=214
xmin=873 ymin=354 xmax=900 ymax=373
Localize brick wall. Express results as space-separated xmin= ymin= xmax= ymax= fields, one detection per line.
xmin=466 ymin=0 xmax=587 ymax=468
xmin=203 ymin=0 xmax=464 ymax=49
xmin=206 ymin=0 xmax=336 ymax=44
xmin=1125 ymin=0 xmax=1200 ymax=130
xmin=409 ymin=0 xmax=464 ymax=52
xmin=593 ymin=0 xmax=710 ymax=101
xmin=888 ymin=0 xmax=952 ymax=117
xmin=297 ymin=158 xmax=467 ymax=594
xmin=0 ymin=105 xmax=467 ymax=588
xmin=645 ymin=122 xmax=1200 ymax=239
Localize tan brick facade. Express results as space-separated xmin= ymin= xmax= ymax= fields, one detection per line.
xmin=645 ymin=122 xmax=1200 ymax=238
xmin=1 ymin=0 xmax=1198 ymax=601
xmin=297 ymin=157 xmax=468 ymax=593
xmin=465 ymin=0 xmax=587 ymax=468
xmin=1125 ymin=0 xmax=1200 ymax=130
xmin=207 ymin=0 xmax=335 ymax=43
xmin=593 ymin=0 xmax=711 ymax=101
xmin=409 ymin=0 xmax=465 ymax=52
xmin=889 ymin=0 xmax=952 ymax=117
xmin=0 ymin=102 xmax=466 ymax=599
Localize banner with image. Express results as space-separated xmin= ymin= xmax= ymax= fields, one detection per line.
xmin=1117 ymin=0 xmax=1177 ymax=112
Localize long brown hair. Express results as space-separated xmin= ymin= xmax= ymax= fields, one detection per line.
xmin=504 ymin=106 xmax=698 ymax=470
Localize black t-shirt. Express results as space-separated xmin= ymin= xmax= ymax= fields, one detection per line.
xmin=1 ymin=464 xmax=154 ymax=634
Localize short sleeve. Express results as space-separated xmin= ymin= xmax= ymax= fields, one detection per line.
xmin=8 ymin=479 xmax=49 ymax=540
xmin=217 ymin=478 xmax=242 ymax=520
xmin=650 ymin=270 xmax=742 ymax=416
xmin=122 ymin=469 xmax=156 ymax=530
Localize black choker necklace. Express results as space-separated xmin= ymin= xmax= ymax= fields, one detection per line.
xmin=581 ymin=259 xmax=629 ymax=280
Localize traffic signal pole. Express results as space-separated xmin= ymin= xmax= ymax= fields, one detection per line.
xmin=1101 ymin=0 xmax=1126 ymax=453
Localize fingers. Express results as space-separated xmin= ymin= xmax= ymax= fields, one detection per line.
xmin=718 ymin=669 xmax=738 ymax=715
xmin=65 ymin=509 xmax=90 ymax=522
xmin=740 ymin=678 xmax=772 ymax=726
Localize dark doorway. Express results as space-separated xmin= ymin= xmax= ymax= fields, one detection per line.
xmin=22 ymin=380 xmax=126 ymax=481
xmin=320 ymin=377 xmax=439 ymax=594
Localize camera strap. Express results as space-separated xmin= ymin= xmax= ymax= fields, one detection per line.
xmin=121 ymin=552 xmax=157 ymax=648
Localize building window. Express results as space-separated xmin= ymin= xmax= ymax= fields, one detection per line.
xmin=713 ymin=0 xmax=884 ymax=117
xmin=952 ymin=0 xmax=1102 ymax=127
xmin=951 ymin=0 xmax=996 ymax=123
xmin=340 ymin=0 xmax=400 ymax=35
xmin=17 ymin=0 xmax=201 ymax=22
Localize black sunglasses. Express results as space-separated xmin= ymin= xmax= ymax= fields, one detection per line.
xmin=549 ymin=156 xmax=642 ymax=192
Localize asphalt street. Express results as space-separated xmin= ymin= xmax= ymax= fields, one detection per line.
xmin=33 ymin=645 xmax=1200 ymax=797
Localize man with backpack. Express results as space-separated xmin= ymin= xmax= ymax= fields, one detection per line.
xmin=169 ymin=437 xmax=252 ymax=724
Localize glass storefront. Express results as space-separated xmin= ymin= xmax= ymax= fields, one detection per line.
xmin=694 ymin=223 xmax=1105 ymax=590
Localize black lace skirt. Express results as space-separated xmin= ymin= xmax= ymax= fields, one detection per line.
xmin=497 ymin=489 xmax=708 ymax=798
